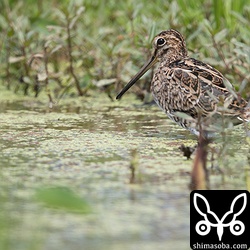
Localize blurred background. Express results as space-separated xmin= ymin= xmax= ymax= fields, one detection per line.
xmin=0 ymin=0 xmax=249 ymax=102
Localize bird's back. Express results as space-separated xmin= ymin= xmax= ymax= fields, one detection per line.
xmin=151 ymin=57 xmax=248 ymax=134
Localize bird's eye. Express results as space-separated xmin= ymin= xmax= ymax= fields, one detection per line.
xmin=157 ymin=38 xmax=165 ymax=46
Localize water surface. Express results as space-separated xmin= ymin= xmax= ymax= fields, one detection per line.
xmin=0 ymin=87 xmax=249 ymax=250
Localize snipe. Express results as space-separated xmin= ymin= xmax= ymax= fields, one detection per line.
xmin=116 ymin=29 xmax=249 ymax=135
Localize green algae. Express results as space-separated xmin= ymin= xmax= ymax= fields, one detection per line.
xmin=0 ymin=86 xmax=249 ymax=250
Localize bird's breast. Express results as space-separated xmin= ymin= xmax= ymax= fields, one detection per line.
xmin=150 ymin=69 xmax=192 ymax=114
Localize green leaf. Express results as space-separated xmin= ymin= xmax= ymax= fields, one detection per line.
xmin=35 ymin=186 xmax=91 ymax=214
xmin=223 ymin=77 xmax=238 ymax=99
xmin=148 ymin=22 xmax=156 ymax=43
xmin=173 ymin=111 xmax=195 ymax=121
xmin=76 ymin=6 xmax=85 ymax=16
xmin=212 ymin=0 xmax=224 ymax=30
xmin=69 ymin=16 xmax=79 ymax=29
xmin=54 ymin=8 xmax=67 ymax=23
xmin=214 ymin=29 xmax=228 ymax=43
xmin=22 ymin=76 xmax=32 ymax=84
xmin=9 ymin=56 xmax=25 ymax=63
xmin=50 ymin=44 xmax=63 ymax=54
xmin=94 ymin=78 xmax=116 ymax=87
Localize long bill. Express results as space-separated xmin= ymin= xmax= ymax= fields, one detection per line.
xmin=116 ymin=54 xmax=158 ymax=100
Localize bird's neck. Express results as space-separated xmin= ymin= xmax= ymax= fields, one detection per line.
xmin=160 ymin=48 xmax=187 ymax=66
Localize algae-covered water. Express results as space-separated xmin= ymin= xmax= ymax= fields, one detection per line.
xmin=0 ymin=86 xmax=249 ymax=250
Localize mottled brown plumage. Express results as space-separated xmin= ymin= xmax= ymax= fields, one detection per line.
xmin=116 ymin=29 xmax=249 ymax=135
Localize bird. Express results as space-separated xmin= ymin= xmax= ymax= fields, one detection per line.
xmin=116 ymin=29 xmax=249 ymax=136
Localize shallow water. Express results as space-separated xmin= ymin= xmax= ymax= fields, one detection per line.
xmin=0 ymin=87 xmax=249 ymax=250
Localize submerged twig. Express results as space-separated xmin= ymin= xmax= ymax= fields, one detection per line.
xmin=129 ymin=149 xmax=139 ymax=184
xmin=43 ymin=45 xmax=53 ymax=108
xmin=66 ymin=15 xmax=83 ymax=97
xmin=190 ymin=132 xmax=210 ymax=190
xmin=179 ymin=144 xmax=195 ymax=159
xmin=190 ymin=116 xmax=210 ymax=190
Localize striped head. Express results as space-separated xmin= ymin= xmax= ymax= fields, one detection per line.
xmin=116 ymin=29 xmax=188 ymax=100
xmin=152 ymin=29 xmax=188 ymax=63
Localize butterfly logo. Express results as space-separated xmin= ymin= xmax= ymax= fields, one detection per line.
xmin=193 ymin=193 xmax=247 ymax=241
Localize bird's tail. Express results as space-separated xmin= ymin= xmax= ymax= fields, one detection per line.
xmin=239 ymin=104 xmax=250 ymax=122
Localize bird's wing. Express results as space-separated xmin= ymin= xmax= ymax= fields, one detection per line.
xmin=167 ymin=58 xmax=245 ymax=116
